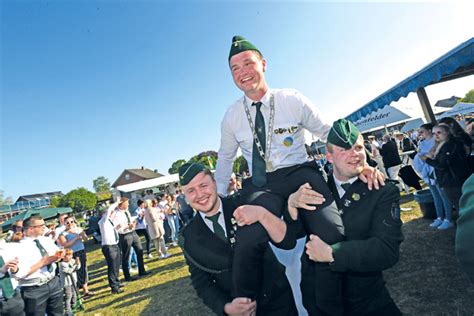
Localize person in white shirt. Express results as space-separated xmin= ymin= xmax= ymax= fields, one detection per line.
xmin=112 ymin=197 xmax=149 ymax=282
xmin=134 ymin=200 xmax=152 ymax=258
xmin=16 ymin=215 xmax=64 ymax=316
xmin=213 ymin=35 xmax=383 ymax=310
xmin=0 ymin=242 xmax=24 ymax=316
xmin=98 ymin=201 xmax=123 ymax=294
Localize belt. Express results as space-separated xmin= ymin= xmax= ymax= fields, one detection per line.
xmin=21 ymin=274 xmax=57 ymax=288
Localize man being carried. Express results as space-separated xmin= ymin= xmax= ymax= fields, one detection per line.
xmin=215 ymin=35 xmax=383 ymax=307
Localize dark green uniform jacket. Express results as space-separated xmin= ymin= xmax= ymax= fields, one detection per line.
xmin=327 ymin=177 xmax=404 ymax=315
xmin=456 ymin=174 xmax=474 ymax=284
xmin=180 ymin=197 xmax=297 ymax=316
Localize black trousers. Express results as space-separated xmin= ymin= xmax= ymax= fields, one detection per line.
xmin=72 ymin=249 xmax=88 ymax=288
xmin=0 ymin=291 xmax=25 ymax=316
xmin=232 ymin=162 xmax=344 ymax=299
xmin=135 ymin=228 xmax=151 ymax=255
xmin=102 ymin=244 xmax=121 ymax=291
xmin=119 ymin=231 xmax=146 ymax=280
xmin=301 ymin=259 xmax=344 ymax=316
xmin=21 ymin=275 xmax=63 ymax=316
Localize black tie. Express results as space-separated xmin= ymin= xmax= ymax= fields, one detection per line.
xmin=206 ymin=213 xmax=227 ymax=242
xmin=34 ymin=239 xmax=52 ymax=272
xmin=251 ymin=102 xmax=267 ymax=187
xmin=341 ymin=183 xmax=351 ymax=192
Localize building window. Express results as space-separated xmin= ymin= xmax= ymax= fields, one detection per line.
xmin=125 ymin=174 xmax=130 ymax=181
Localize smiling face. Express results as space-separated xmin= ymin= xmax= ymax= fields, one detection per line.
xmin=433 ymin=126 xmax=449 ymax=142
xmin=183 ymin=171 xmax=219 ymax=216
xmin=327 ymin=135 xmax=366 ymax=182
xmin=229 ymin=50 xmax=268 ymax=99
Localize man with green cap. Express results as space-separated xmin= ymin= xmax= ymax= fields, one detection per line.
xmin=288 ymin=119 xmax=403 ymax=315
xmin=215 ymin=35 xmax=384 ymax=312
xmin=178 ymin=162 xmax=298 ymax=315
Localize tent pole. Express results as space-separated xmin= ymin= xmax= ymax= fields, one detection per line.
xmin=417 ymin=88 xmax=437 ymax=123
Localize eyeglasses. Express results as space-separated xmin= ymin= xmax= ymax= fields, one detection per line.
xmin=65 ymin=221 xmax=75 ymax=225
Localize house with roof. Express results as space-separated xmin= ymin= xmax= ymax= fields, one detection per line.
xmin=14 ymin=191 xmax=63 ymax=210
xmin=111 ymin=167 xmax=163 ymax=188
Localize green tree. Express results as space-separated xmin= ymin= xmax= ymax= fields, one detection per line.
xmin=50 ymin=195 xmax=62 ymax=208
xmin=189 ymin=151 xmax=218 ymax=170
xmin=59 ymin=187 xmax=97 ymax=213
xmin=0 ymin=190 xmax=13 ymax=206
xmin=93 ymin=176 xmax=111 ymax=194
xmin=461 ymin=89 xmax=474 ymax=103
xmin=232 ymin=155 xmax=248 ymax=175
xmin=168 ymin=159 xmax=186 ymax=174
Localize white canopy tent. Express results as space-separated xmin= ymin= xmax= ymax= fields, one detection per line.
xmin=116 ymin=173 xmax=180 ymax=193
xmin=352 ymin=103 xmax=449 ymax=133
xmin=400 ymin=118 xmax=426 ymax=133
xmin=438 ymin=102 xmax=474 ymax=118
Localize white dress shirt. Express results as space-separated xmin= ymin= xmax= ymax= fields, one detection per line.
xmin=215 ymin=88 xmax=331 ymax=195
xmin=333 ymin=176 xmax=358 ymax=199
xmin=198 ymin=198 xmax=227 ymax=237
xmin=111 ymin=208 xmax=135 ymax=235
xmin=16 ymin=236 xmax=59 ymax=285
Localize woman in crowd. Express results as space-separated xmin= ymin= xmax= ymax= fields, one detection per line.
xmin=58 ymin=216 xmax=94 ymax=297
xmin=413 ymin=123 xmax=452 ymax=229
xmin=439 ymin=116 xmax=473 ymax=155
xmin=144 ymin=199 xmax=170 ymax=259
xmin=422 ymin=123 xmax=471 ymax=226
xmin=165 ymin=194 xmax=179 ymax=246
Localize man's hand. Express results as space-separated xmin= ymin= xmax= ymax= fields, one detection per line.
xmin=224 ymin=297 xmax=257 ymax=316
xmin=233 ymin=205 xmax=265 ymax=226
xmin=305 ymin=234 xmax=334 ymax=263
xmin=288 ymin=183 xmax=325 ymax=219
xmin=41 ymin=255 xmax=60 ymax=267
xmin=2 ymin=258 xmax=19 ymax=274
xmin=358 ymin=165 xmax=385 ymax=190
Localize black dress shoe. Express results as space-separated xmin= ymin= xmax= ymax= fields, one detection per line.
xmin=112 ymin=288 xmax=124 ymax=294
xmin=124 ymin=276 xmax=138 ymax=282
xmin=139 ymin=271 xmax=151 ymax=277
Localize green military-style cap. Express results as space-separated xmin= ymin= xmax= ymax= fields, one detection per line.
xmin=228 ymin=35 xmax=262 ymax=61
xmin=327 ymin=119 xmax=361 ymax=149
xmin=178 ymin=162 xmax=209 ymax=186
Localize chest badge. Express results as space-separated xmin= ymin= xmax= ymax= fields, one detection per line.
xmin=352 ymin=193 xmax=360 ymax=201
xmin=283 ymin=136 xmax=294 ymax=147
xmin=344 ymin=199 xmax=351 ymax=207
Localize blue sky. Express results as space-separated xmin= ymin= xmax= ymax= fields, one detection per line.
xmin=1 ymin=1 xmax=473 ymax=200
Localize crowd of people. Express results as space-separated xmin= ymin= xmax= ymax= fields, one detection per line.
xmin=0 ymin=189 xmax=196 ymax=316
xmin=1 ymin=33 xmax=472 ymax=316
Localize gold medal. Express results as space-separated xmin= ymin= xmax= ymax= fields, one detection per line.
xmin=352 ymin=193 xmax=360 ymax=201
xmin=266 ymin=160 xmax=274 ymax=172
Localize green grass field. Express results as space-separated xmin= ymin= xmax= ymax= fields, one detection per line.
xmin=78 ymin=198 xmax=474 ymax=315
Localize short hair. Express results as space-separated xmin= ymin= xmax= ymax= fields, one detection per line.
xmin=137 ymin=199 xmax=144 ymax=207
xmin=420 ymin=123 xmax=434 ymax=131
xmin=24 ymin=215 xmax=44 ymax=229
xmin=65 ymin=248 xmax=74 ymax=256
